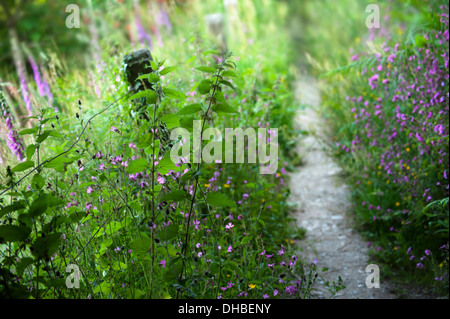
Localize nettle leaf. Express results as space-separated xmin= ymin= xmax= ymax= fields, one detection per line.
xmin=29 ymin=195 xmax=48 ymax=217
xmin=163 ymin=88 xmax=186 ymax=100
xmin=19 ymin=127 xmax=38 ymax=135
xmin=36 ymin=130 xmax=57 ymax=143
xmin=177 ymin=103 xmax=202 ymax=115
xmin=222 ymin=70 xmax=238 ymax=78
xmin=150 ymin=60 xmax=159 ymax=71
xmin=179 ymin=116 xmax=195 ymax=132
xmin=16 ymin=257 xmax=35 ymax=276
xmin=157 ymin=154 xmax=178 ymax=175
xmin=161 ymin=223 xmax=179 ymax=241
xmin=31 ymin=174 xmax=45 ymax=189
xmin=161 ymin=113 xmax=180 ymax=129
xmin=162 ymin=190 xmax=187 ymax=202
xmin=12 ymin=161 xmax=34 ymax=173
xmin=31 ymin=232 xmax=61 ymax=259
xmin=206 ymin=192 xmax=236 ymax=207
xmin=212 ymin=103 xmax=238 ymax=114
xmin=0 ymin=201 xmax=26 ymax=218
xmin=198 ymin=80 xmax=212 ymax=94
xmin=127 ymin=158 xmax=148 ymax=174
xmin=129 ymin=89 xmax=157 ymax=104
xmin=130 ymin=233 xmax=152 ymax=256
xmin=219 ymin=80 xmax=236 ymax=91
xmin=147 ymin=73 xmax=161 ymax=83
xmin=26 ymin=144 xmax=36 ymax=160
xmin=104 ymin=221 xmax=123 ymax=235
xmin=195 ymin=66 xmax=216 ymax=73
xmin=0 ymin=225 xmax=31 ymax=243
xmin=160 ymin=66 xmax=177 ymax=75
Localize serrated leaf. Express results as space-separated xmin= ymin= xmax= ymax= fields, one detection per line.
xmin=162 ymin=190 xmax=187 ymax=202
xmin=16 ymin=257 xmax=35 ymax=276
xmin=198 ymin=80 xmax=212 ymax=95
xmin=19 ymin=127 xmax=38 ymax=135
xmin=212 ymin=103 xmax=238 ymax=114
xmin=179 ymin=116 xmax=195 ymax=132
xmin=148 ymin=73 xmax=160 ymax=83
xmin=157 ymin=154 xmax=178 ymax=175
xmin=206 ymin=192 xmax=236 ymax=207
xmin=0 ymin=225 xmax=31 ymax=242
xmin=31 ymin=174 xmax=45 ymax=189
xmin=130 ymin=234 xmax=152 ymax=255
xmin=195 ymin=66 xmax=216 ymax=73
xmin=219 ymin=80 xmax=236 ymax=91
xmin=163 ymin=88 xmax=186 ymax=99
xmin=36 ymin=130 xmax=53 ymax=143
xmin=160 ymin=66 xmax=177 ymax=75
xmin=127 ymin=158 xmax=148 ymax=174
xmin=222 ymin=70 xmax=238 ymax=78
xmin=29 ymin=195 xmax=48 ymax=217
xmin=177 ymin=103 xmax=202 ymax=115
xmin=12 ymin=161 xmax=34 ymax=173
xmin=25 ymin=144 xmax=36 ymax=160
xmin=161 ymin=223 xmax=178 ymax=241
xmin=161 ymin=113 xmax=180 ymax=129
xmin=0 ymin=202 xmax=26 ymax=218
xmin=104 ymin=221 xmax=122 ymax=235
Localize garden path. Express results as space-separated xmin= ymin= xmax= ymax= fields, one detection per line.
xmin=290 ymin=76 xmax=396 ymax=299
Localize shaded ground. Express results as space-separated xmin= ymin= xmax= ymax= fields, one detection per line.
xmin=289 ymin=76 xmax=396 ymax=299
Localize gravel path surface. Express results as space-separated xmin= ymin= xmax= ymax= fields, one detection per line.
xmin=290 ymin=77 xmax=396 ymax=299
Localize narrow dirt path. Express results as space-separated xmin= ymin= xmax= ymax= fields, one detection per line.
xmin=290 ymin=76 xmax=396 ymax=299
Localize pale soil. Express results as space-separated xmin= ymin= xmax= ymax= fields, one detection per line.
xmin=289 ymin=77 xmax=396 ymax=299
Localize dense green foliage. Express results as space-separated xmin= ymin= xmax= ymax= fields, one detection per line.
xmin=0 ymin=0 xmax=347 ymax=299
xmin=290 ymin=0 xmax=449 ymax=295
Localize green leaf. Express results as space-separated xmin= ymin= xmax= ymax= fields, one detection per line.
xmin=163 ymin=88 xmax=186 ymax=99
xmin=147 ymin=73 xmax=161 ymax=83
xmin=222 ymin=70 xmax=238 ymax=78
xmin=12 ymin=161 xmax=34 ymax=173
xmin=177 ymin=103 xmax=202 ymax=115
xmin=0 ymin=202 xmax=26 ymax=218
xmin=157 ymin=154 xmax=178 ymax=175
xmin=36 ymin=130 xmax=53 ymax=143
xmin=127 ymin=158 xmax=148 ymax=174
xmin=150 ymin=60 xmax=159 ymax=71
xmin=160 ymin=66 xmax=177 ymax=75
xmin=198 ymin=80 xmax=212 ymax=94
xmin=130 ymin=234 xmax=152 ymax=256
xmin=16 ymin=257 xmax=35 ymax=276
xmin=29 ymin=195 xmax=48 ymax=218
xmin=206 ymin=192 xmax=236 ymax=207
xmin=258 ymin=219 xmax=265 ymax=228
xmin=129 ymin=89 xmax=157 ymax=104
xmin=212 ymin=103 xmax=238 ymax=114
xmin=179 ymin=116 xmax=195 ymax=132
xmin=104 ymin=221 xmax=122 ymax=235
xmin=195 ymin=66 xmax=216 ymax=73
xmin=25 ymin=144 xmax=36 ymax=160
xmin=0 ymin=225 xmax=31 ymax=243
xmin=161 ymin=113 xmax=180 ymax=129
xmin=241 ymin=236 xmax=251 ymax=245
xmin=161 ymin=223 xmax=178 ymax=241
xmin=31 ymin=174 xmax=45 ymax=189
xmin=219 ymin=80 xmax=236 ymax=91
xmin=19 ymin=127 xmax=38 ymax=135
xmin=31 ymin=233 xmax=61 ymax=258
xmin=162 ymin=190 xmax=187 ymax=202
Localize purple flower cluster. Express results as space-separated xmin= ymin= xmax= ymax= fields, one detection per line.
xmin=1 ymin=92 xmax=25 ymax=161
